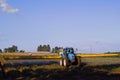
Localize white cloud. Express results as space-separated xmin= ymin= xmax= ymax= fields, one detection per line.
xmin=0 ymin=0 xmax=19 ymax=13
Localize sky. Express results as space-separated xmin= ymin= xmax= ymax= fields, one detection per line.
xmin=0 ymin=0 xmax=120 ymax=53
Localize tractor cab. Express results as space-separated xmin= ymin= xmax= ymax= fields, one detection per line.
xmin=61 ymin=48 xmax=75 ymax=58
xmin=63 ymin=47 xmax=74 ymax=54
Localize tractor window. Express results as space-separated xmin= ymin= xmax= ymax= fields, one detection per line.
xmin=70 ymin=48 xmax=74 ymax=53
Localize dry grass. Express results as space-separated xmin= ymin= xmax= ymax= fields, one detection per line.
xmin=76 ymin=54 xmax=119 ymax=57
xmin=0 ymin=53 xmax=119 ymax=62
xmin=82 ymin=57 xmax=120 ymax=65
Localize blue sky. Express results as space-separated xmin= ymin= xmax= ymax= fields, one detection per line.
xmin=0 ymin=0 xmax=120 ymax=53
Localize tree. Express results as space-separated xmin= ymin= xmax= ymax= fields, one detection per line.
xmin=48 ymin=45 xmax=51 ymax=52
xmin=43 ymin=45 xmax=47 ymax=51
xmin=37 ymin=44 xmax=51 ymax=52
xmin=37 ymin=45 xmax=43 ymax=52
xmin=52 ymin=46 xmax=63 ymax=53
xmin=19 ymin=50 xmax=25 ymax=53
xmin=46 ymin=45 xmax=50 ymax=52
xmin=37 ymin=45 xmax=40 ymax=52
xmin=4 ymin=48 xmax=7 ymax=53
xmin=7 ymin=47 xmax=13 ymax=52
xmin=39 ymin=45 xmax=42 ymax=51
xmin=52 ymin=48 xmax=55 ymax=53
xmin=0 ymin=49 xmax=2 ymax=53
xmin=4 ymin=45 xmax=18 ymax=53
xmin=54 ymin=46 xmax=59 ymax=53
xmin=12 ymin=45 xmax=18 ymax=52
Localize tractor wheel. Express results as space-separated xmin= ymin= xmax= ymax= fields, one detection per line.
xmin=76 ymin=56 xmax=81 ymax=67
xmin=60 ymin=58 xmax=64 ymax=66
xmin=63 ymin=58 xmax=69 ymax=67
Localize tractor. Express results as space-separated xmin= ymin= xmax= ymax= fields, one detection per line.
xmin=59 ymin=47 xmax=81 ymax=67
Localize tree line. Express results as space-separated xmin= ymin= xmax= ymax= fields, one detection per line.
xmin=52 ymin=47 xmax=63 ymax=53
xmin=37 ymin=45 xmax=63 ymax=53
xmin=37 ymin=45 xmax=50 ymax=52
xmin=0 ymin=44 xmax=63 ymax=53
xmin=0 ymin=45 xmax=18 ymax=53
xmin=105 ymin=52 xmax=120 ymax=54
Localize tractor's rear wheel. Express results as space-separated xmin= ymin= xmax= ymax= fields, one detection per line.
xmin=60 ymin=58 xmax=64 ymax=66
xmin=63 ymin=58 xmax=69 ymax=67
xmin=76 ymin=56 xmax=81 ymax=67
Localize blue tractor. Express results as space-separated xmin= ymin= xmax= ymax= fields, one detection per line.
xmin=59 ymin=47 xmax=81 ymax=67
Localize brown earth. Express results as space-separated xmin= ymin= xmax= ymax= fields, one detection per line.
xmin=0 ymin=57 xmax=120 ymax=80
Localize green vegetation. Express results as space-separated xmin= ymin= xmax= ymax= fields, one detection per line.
xmin=105 ymin=52 xmax=120 ymax=54
xmin=0 ymin=49 xmax=2 ymax=53
xmin=4 ymin=45 xmax=18 ymax=53
xmin=1 ymin=44 xmax=63 ymax=54
xmin=52 ymin=47 xmax=63 ymax=53
xmin=37 ymin=44 xmax=51 ymax=52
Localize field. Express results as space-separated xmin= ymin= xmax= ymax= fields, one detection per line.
xmin=0 ymin=56 xmax=120 ymax=80
xmin=0 ymin=53 xmax=119 ymax=61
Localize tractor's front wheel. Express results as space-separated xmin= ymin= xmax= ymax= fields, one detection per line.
xmin=63 ymin=58 xmax=69 ymax=67
xmin=60 ymin=58 xmax=64 ymax=66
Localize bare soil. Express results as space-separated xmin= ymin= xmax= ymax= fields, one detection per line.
xmin=0 ymin=57 xmax=120 ymax=80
